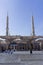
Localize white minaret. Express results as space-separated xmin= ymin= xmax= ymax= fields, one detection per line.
xmin=6 ymin=13 xmax=9 ymax=36
xmin=32 ymin=15 xmax=35 ymax=36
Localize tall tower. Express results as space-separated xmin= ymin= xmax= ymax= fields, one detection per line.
xmin=32 ymin=15 xmax=35 ymax=36
xmin=6 ymin=13 xmax=9 ymax=36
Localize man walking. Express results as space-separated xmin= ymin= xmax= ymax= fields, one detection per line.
xmin=30 ymin=43 xmax=33 ymax=54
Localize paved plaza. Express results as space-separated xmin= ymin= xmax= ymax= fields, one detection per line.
xmin=0 ymin=51 xmax=43 ymax=65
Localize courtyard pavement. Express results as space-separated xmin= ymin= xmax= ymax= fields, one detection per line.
xmin=0 ymin=51 xmax=43 ymax=65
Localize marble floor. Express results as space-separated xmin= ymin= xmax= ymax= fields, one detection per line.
xmin=0 ymin=51 xmax=43 ymax=65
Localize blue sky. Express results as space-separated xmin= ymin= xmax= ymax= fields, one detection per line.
xmin=0 ymin=0 xmax=43 ymax=36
